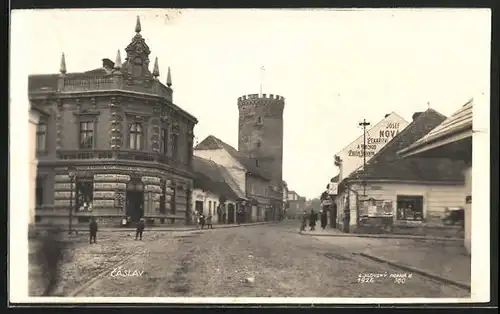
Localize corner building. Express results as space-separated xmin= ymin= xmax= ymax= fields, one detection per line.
xmin=237 ymin=93 xmax=285 ymax=219
xmin=29 ymin=17 xmax=198 ymax=226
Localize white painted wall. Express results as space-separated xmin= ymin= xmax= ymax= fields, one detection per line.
xmin=194 ymin=148 xmax=247 ymax=195
xmin=29 ymin=109 xmax=41 ymax=225
xmin=335 ymin=113 xmax=409 ymax=181
xmin=334 ymin=182 xmax=465 ymax=228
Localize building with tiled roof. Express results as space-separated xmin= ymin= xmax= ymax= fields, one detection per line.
xmin=194 ymin=134 xmax=280 ymax=223
xmin=191 ymin=156 xmax=241 ymax=224
xmin=334 ymin=108 xmax=469 ymax=233
xmin=398 ymin=99 xmax=473 ymax=254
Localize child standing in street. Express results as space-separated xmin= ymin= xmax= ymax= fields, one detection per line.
xmin=89 ymin=217 xmax=98 ymax=244
xmin=136 ymin=218 xmax=145 ymax=240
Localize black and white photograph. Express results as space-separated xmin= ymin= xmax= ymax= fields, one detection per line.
xmin=9 ymin=8 xmax=491 ymax=304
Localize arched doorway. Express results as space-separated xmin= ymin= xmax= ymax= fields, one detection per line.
xmin=126 ymin=177 xmax=144 ymax=223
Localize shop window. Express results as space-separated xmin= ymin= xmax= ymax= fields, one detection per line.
xmin=159 ymin=182 xmax=166 ymax=213
xmin=35 ymin=176 xmax=44 ymax=207
xmin=129 ymin=123 xmax=143 ymax=150
xmin=396 ymin=195 xmax=424 ymax=221
xmin=79 ymin=122 xmax=94 ymax=149
xmin=170 ymin=185 xmax=176 ymax=215
xmin=36 ymin=124 xmax=47 ymax=152
xmin=76 ymin=178 xmax=94 ymax=212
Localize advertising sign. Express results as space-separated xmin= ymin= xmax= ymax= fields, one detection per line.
xmin=327 ymin=183 xmax=338 ymax=195
xmin=335 ymin=113 xmax=409 ymax=181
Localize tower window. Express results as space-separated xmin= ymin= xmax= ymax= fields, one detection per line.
xmin=129 ymin=123 xmax=143 ymax=150
xmin=36 ymin=124 xmax=47 ymax=152
xmin=79 ymin=122 xmax=94 ymax=149
xmin=256 ymin=141 xmax=261 ymax=148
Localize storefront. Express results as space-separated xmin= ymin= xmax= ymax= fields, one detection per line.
xmin=398 ymin=99 xmax=473 ymax=254
xmin=334 ymin=108 xmax=468 ymax=233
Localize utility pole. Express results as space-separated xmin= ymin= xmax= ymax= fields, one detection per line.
xmin=359 ymin=119 xmax=371 ymax=196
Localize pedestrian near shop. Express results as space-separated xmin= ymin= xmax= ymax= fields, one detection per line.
xmin=199 ymin=213 xmax=206 ymax=229
xmin=309 ymin=209 xmax=318 ymax=231
xmin=320 ymin=210 xmax=328 ymax=229
xmin=300 ymin=210 xmax=308 ymax=231
xmin=207 ymin=214 xmax=213 ymax=229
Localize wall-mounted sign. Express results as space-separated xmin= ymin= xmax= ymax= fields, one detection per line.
xmin=94 ymin=182 xmax=127 ymax=190
xmin=328 ymin=183 xmax=338 ymax=195
xmin=335 ymin=113 xmax=409 ymax=181
xmin=94 ymin=174 xmax=131 ymax=182
xmin=142 ymin=176 xmax=161 ymax=184
xmin=145 ymin=185 xmax=162 ymax=193
xmin=466 ymin=195 xmax=472 ymax=204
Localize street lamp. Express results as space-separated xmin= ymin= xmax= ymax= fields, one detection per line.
xmin=68 ymin=166 xmax=77 ymax=235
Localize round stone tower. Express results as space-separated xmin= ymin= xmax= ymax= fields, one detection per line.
xmin=237 ymin=93 xmax=285 ymax=194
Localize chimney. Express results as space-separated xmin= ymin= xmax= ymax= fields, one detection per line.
xmin=412 ymin=112 xmax=423 ymax=121
xmin=385 ymin=113 xmax=391 ymax=118
xmin=102 ymin=58 xmax=115 ymax=70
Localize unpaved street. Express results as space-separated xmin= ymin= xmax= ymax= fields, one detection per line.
xmin=34 ymin=222 xmax=470 ymax=298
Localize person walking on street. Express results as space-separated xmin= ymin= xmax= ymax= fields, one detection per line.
xmin=300 ymin=210 xmax=308 ymax=231
xmin=320 ymin=209 xmax=328 ymax=229
xmin=89 ymin=217 xmax=98 ymax=244
xmin=136 ymin=218 xmax=145 ymax=240
xmin=309 ymin=209 xmax=318 ymax=231
xmin=207 ymin=214 xmax=213 ymax=229
xmin=199 ymin=212 xmax=206 ymax=229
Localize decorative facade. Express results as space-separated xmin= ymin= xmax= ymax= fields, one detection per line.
xmin=29 ymin=17 xmax=198 ymax=226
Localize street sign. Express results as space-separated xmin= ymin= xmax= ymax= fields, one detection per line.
xmin=328 ymin=183 xmax=338 ymax=195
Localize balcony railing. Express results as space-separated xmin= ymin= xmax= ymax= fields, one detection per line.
xmin=61 ymin=75 xmax=173 ymax=102
xmin=56 ymin=149 xmax=188 ymax=169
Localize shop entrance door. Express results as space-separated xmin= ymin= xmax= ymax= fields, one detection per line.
xmin=126 ymin=178 xmax=144 ymax=223
xmin=227 ymin=204 xmax=235 ymax=223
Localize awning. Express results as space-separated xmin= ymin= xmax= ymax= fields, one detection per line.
xmin=398 ymin=99 xmax=473 ymax=159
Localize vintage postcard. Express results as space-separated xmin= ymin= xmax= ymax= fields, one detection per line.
xmin=9 ymin=8 xmax=491 ymax=304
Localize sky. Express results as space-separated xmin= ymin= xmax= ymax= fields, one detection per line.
xmin=11 ymin=8 xmax=491 ymax=199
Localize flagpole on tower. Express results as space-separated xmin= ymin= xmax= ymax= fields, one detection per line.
xmin=260 ymin=66 xmax=265 ymax=97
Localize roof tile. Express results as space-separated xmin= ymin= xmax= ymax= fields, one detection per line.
xmin=350 ymin=109 xmax=466 ymax=182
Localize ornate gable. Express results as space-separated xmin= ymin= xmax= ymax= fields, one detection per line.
xmin=122 ymin=16 xmax=153 ymax=85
